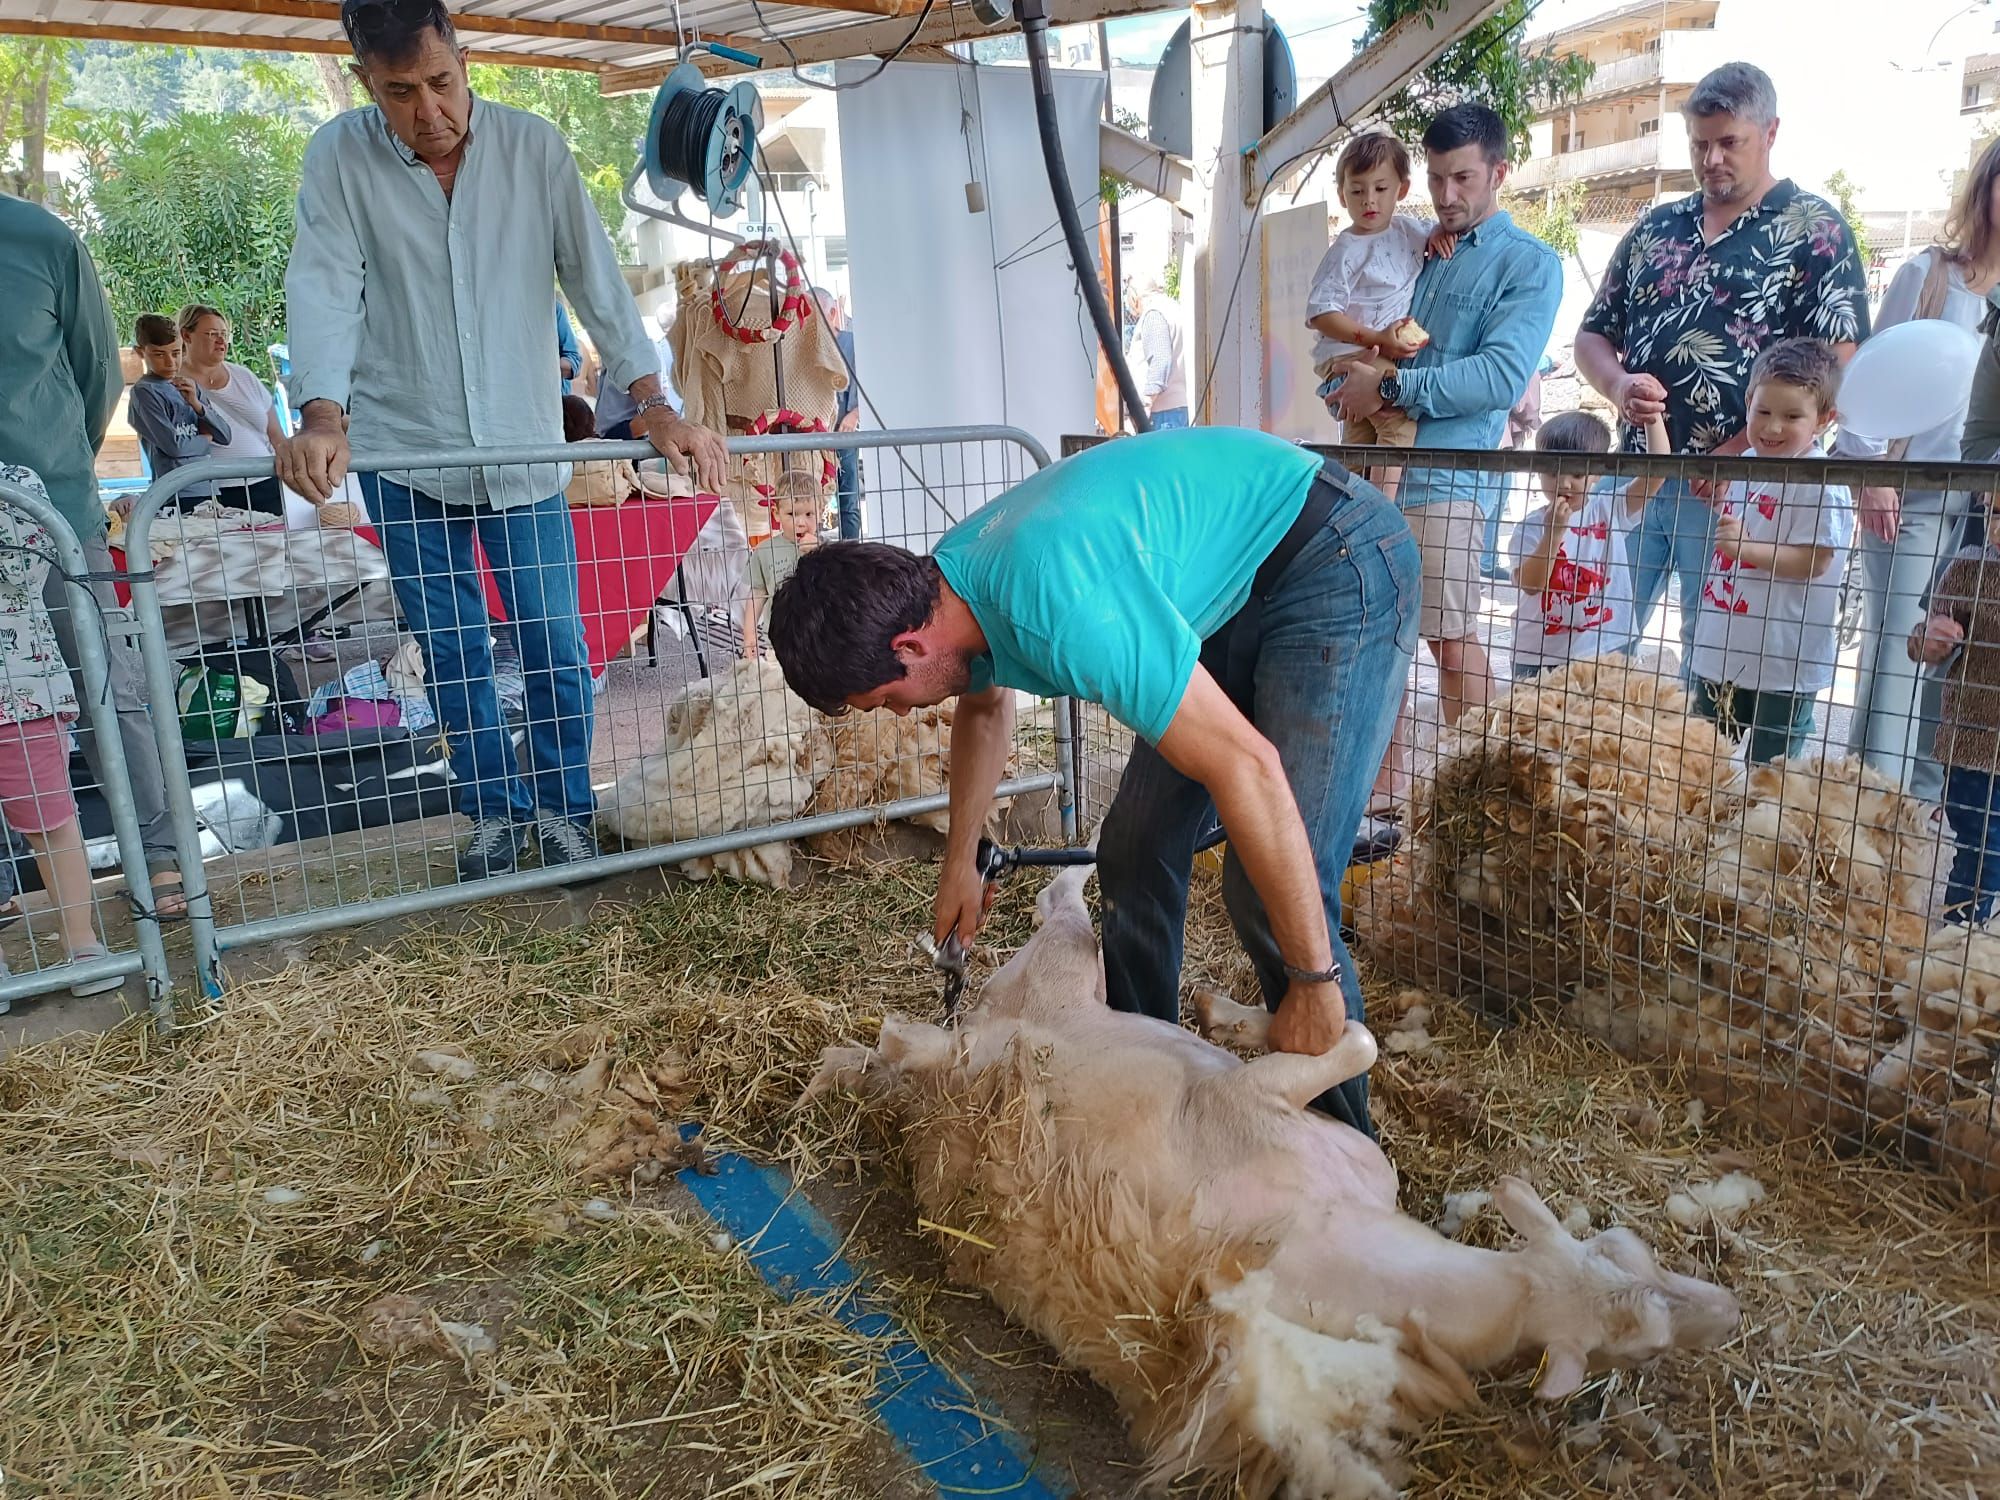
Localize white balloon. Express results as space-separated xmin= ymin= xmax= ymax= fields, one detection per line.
xmin=1837 ymin=317 xmax=1984 ymax=441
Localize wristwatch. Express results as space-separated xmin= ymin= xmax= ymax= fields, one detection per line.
xmin=1377 ymin=371 xmax=1402 ymax=407
xmin=633 ymin=393 xmax=674 ymax=420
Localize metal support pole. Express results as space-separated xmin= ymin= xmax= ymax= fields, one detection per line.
xmin=0 ymin=477 xmax=176 ymax=1027
xmin=1190 ymin=0 xmax=1265 ymax=427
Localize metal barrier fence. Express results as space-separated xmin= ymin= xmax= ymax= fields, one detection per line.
xmin=1062 ymin=434 xmax=2000 ymax=1195
xmin=0 ymin=476 xmax=173 ymax=1028
xmin=119 ymin=426 xmax=1067 ymax=998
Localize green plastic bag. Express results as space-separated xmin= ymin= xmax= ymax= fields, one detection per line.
xmin=176 ymin=663 xmax=270 ymax=740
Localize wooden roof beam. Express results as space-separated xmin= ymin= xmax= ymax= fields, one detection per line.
xmin=113 ymin=0 xmax=684 ymax=48
xmin=600 ymin=0 xmax=1185 ymax=94
xmin=0 ymin=16 xmax=600 ymax=68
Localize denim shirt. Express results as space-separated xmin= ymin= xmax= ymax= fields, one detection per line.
xmin=1395 ymin=211 xmax=1562 ymax=511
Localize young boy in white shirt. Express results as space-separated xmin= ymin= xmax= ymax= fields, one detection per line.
xmin=1303 ymin=132 xmax=1450 ymax=501
xmin=1508 ymin=409 xmax=1670 ymax=679
xmin=1688 ymin=338 xmax=1854 ymax=764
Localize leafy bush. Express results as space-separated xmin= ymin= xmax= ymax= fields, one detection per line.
xmin=67 ymin=110 xmax=308 ymax=369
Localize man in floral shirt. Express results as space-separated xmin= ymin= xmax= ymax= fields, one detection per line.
xmin=1574 ymin=61 xmax=1874 ymax=660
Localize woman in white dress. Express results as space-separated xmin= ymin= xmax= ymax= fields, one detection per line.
xmin=176 ymin=304 xmax=286 ymax=517
xmin=1847 ymin=139 xmax=2000 ymax=802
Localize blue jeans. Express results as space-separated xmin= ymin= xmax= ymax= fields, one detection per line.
xmin=1945 ymin=767 xmax=2000 ymax=924
xmin=1849 ymin=490 xmax=1974 ymax=805
xmin=1097 ymin=467 xmax=1421 ymax=1136
xmin=1627 ymin=478 xmax=1717 ymax=666
xmin=836 ymin=448 xmax=862 ymax=539
xmin=363 ymin=475 xmax=595 ymax=825
xmin=1150 ymin=406 xmax=1190 ymax=430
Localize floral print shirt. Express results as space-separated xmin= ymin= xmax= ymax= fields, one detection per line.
xmin=0 ymin=464 xmax=78 ymax=726
xmin=1580 ymin=180 xmax=1871 ymax=455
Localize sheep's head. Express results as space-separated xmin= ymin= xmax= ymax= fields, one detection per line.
xmin=1493 ymin=1176 xmax=1741 ymax=1400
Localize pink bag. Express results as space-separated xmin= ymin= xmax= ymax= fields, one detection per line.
xmin=309 ymin=696 xmax=403 ymax=734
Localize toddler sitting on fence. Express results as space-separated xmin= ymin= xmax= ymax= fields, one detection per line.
xmin=1508 ymin=409 xmax=1669 ymax=680
xmin=1686 ymin=339 xmax=1853 ymax=764
xmin=0 ymin=464 xmax=125 ymax=1008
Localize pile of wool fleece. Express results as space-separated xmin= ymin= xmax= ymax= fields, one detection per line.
xmin=601 ymin=660 xmax=990 ymax=886
xmin=1860 ymin=916 xmax=2000 ymax=1191
xmin=1572 ymin=754 xmax=1930 ymax=1078
xmin=1354 ymin=659 xmax=1740 ymax=1008
xmin=804 ymin=701 xmax=1011 ymax=867
xmin=599 ymin=657 xmax=832 ymax=887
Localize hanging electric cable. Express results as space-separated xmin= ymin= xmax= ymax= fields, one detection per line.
xmin=1015 ymin=0 xmax=1152 ymax=435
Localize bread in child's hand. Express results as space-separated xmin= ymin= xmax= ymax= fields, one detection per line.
xmin=1382 ymin=316 xmax=1430 ymax=357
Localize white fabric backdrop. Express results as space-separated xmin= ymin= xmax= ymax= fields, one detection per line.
xmin=837 ymin=59 xmax=1105 ymax=546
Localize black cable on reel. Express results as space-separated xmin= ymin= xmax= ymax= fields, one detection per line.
xmin=656 ymin=84 xmax=733 ymax=189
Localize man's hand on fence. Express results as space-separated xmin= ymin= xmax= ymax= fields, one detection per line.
xmin=1859 ymin=485 xmax=1901 ymax=543
xmin=1612 ymin=372 xmax=1668 ymax=426
xmin=639 ymin=409 xmax=727 ymax=491
xmin=277 ymin=402 xmax=351 ymax=505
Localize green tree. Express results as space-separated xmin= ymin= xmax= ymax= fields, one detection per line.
xmin=1512 ymin=181 xmax=1582 ymax=257
xmin=1822 ymin=169 xmax=1875 ymax=271
xmin=0 ymin=38 xmax=81 ymax=200
xmin=68 ymin=111 xmax=309 ymax=367
xmin=66 ymin=43 xmax=323 ymax=128
xmin=1357 ymin=0 xmax=1593 ymax=161
xmin=467 ymin=63 xmax=650 ymax=233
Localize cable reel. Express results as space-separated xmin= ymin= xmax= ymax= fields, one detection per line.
xmin=644 ymin=60 xmax=763 ymax=217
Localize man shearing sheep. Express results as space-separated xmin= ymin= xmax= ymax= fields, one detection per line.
xmin=769 ymin=426 xmax=1418 ymax=1134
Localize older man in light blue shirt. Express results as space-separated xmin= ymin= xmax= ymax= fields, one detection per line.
xmin=279 ymin=0 xmax=724 ymax=884
xmin=1332 ymin=103 xmax=1560 ymax=738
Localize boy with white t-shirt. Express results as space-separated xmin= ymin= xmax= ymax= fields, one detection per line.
xmin=1688 ymin=338 xmax=1854 ymax=764
xmin=1304 ymin=132 xmax=1451 ymax=501
xmin=1508 ymin=409 xmax=1670 ymax=679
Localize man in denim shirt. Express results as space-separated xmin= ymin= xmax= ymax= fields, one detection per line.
xmin=1332 ymin=103 xmax=1561 ymax=734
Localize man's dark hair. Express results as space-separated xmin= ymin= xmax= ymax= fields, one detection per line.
xmin=560 ymin=395 xmax=597 ymax=444
xmin=768 ymin=542 xmax=943 ymax=714
xmin=341 ymin=0 xmax=457 ymax=66
xmin=1421 ymin=103 xmax=1508 ymax=167
xmin=1337 ymin=131 xmax=1410 ymax=187
xmin=133 ymin=312 xmax=177 ymax=348
xmin=1748 ymin=337 xmax=1841 ymax=415
xmin=1537 ymin=410 xmax=1612 ymax=455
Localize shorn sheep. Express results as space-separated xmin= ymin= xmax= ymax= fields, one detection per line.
xmin=804 ymin=862 xmax=1740 ymax=1499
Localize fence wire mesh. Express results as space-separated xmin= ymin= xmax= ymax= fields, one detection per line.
xmin=0 ymin=474 xmax=173 ymax=1025
xmin=119 ymin=428 xmax=1066 ymax=992
xmin=1065 ymin=432 xmax=2000 ymax=1197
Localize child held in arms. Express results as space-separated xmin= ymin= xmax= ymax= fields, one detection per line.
xmin=1303 ymin=131 xmax=1453 ymax=501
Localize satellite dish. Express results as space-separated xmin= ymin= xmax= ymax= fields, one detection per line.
xmin=1145 ymin=18 xmax=1296 ymax=159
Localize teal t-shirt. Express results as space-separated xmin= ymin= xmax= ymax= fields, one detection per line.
xmin=933 ymin=426 xmax=1321 ymax=745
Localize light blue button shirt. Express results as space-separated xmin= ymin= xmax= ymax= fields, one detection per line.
xmin=1393 ymin=210 xmax=1562 ymax=512
xmin=286 ymin=98 xmax=657 ymax=508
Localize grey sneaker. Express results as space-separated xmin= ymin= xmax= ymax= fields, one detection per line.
xmin=457 ymin=818 xmax=522 ymax=881
xmin=534 ymin=816 xmax=604 ymax=884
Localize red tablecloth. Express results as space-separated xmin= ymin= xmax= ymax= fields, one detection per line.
xmin=353 ymin=491 xmax=719 ymax=672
